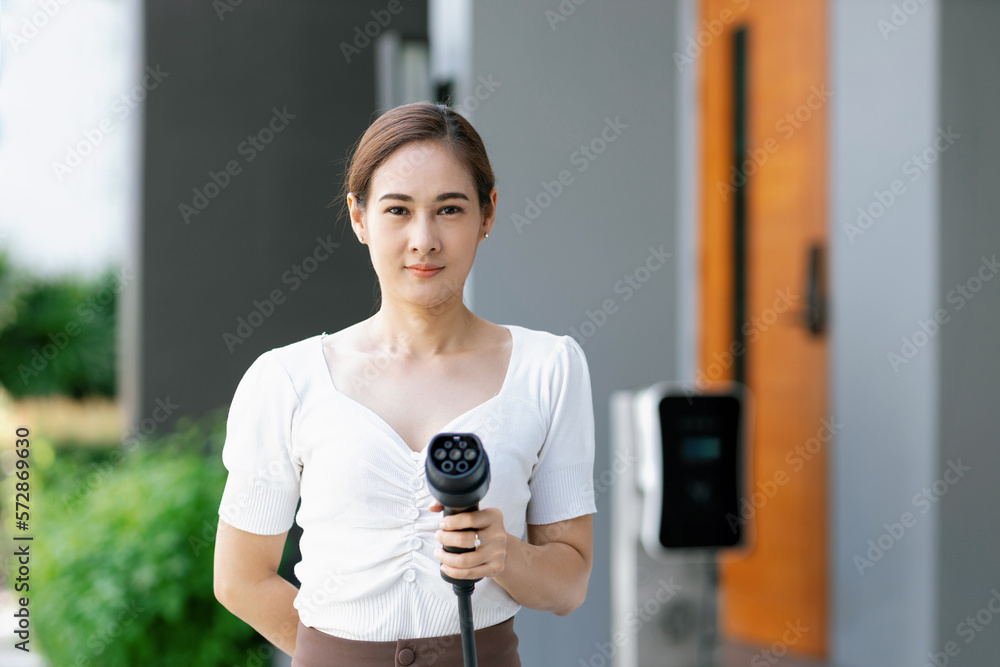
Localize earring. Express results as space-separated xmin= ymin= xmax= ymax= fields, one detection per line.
xmin=484 ymin=232 xmax=489 ymax=238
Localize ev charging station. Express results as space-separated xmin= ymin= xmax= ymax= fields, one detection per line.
xmin=610 ymin=382 xmax=753 ymax=667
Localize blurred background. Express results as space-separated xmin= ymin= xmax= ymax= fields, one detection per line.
xmin=1 ymin=0 xmax=998 ymax=665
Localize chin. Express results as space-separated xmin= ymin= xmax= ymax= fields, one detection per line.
xmin=405 ymin=288 xmax=463 ymax=309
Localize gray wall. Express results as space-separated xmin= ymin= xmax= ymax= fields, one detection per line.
xmin=832 ymin=1 xmax=1000 ymax=665
xmin=469 ymin=1 xmax=680 ymax=664
xmin=830 ymin=1 xmax=941 ymax=664
xmin=937 ymin=1 xmax=1000 ymax=665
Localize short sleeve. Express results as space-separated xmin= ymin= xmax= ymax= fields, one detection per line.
xmin=217 ymin=351 xmax=302 ymax=535
xmin=526 ymin=335 xmax=598 ymax=525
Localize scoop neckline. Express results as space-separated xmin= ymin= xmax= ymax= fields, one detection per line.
xmin=318 ymin=324 xmax=518 ymax=456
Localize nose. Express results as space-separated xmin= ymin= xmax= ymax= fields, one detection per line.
xmin=410 ymin=212 xmax=441 ymax=254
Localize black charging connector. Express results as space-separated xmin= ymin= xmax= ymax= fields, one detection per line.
xmin=425 ymin=433 xmax=491 ymax=667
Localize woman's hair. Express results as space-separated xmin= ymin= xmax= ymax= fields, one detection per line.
xmin=337 ymin=102 xmax=496 ymax=225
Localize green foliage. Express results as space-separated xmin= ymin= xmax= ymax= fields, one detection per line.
xmin=0 ymin=251 xmax=117 ymax=398
xmin=26 ymin=410 xmax=275 ymax=666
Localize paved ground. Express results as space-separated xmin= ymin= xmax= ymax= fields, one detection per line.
xmin=720 ymin=642 xmax=825 ymax=666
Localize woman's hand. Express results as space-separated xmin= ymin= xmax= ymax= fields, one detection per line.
xmin=429 ymin=502 xmax=508 ymax=580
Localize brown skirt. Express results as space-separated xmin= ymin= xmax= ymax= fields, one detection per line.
xmin=291 ymin=616 xmax=520 ymax=667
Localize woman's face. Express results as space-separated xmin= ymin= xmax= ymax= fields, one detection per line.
xmin=349 ymin=140 xmax=497 ymax=311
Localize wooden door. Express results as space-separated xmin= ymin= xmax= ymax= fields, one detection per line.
xmin=698 ymin=0 xmax=829 ymax=657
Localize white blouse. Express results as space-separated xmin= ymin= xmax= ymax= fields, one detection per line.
xmin=217 ymin=324 xmax=597 ymax=640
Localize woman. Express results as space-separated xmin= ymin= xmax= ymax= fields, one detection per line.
xmin=213 ymin=101 xmax=596 ymax=666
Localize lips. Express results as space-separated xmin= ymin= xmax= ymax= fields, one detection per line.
xmin=406 ymin=264 xmax=443 ymax=277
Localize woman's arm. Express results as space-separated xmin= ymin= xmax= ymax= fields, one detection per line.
xmin=433 ymin=506 xmax=594 ymax=616
xmin=495 ymin=514 xmax=593 ymax=616
xmin=214 ymin=519 xmax=301 ymax=657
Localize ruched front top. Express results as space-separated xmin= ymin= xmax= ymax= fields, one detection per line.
xmin=217 ymin=324 xmax=597 ymax=640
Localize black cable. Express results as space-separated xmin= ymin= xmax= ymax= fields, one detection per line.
xmin=453 ymin=581 xmax=478 ymax=667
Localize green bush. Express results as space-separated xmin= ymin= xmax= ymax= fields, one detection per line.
xmin=0 ymin=251 xmax=117 ymax=398
xmin=26 ymin=409 xmax=284 ymax=666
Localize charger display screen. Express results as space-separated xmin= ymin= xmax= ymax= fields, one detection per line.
xmin=658 ymin=394 xmax=741 ymax=548
xmin=681 ymin=436 xmax=721 ymax=461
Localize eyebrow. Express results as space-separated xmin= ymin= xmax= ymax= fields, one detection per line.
xmin=377 ymin=192 xmax=470 ymax=203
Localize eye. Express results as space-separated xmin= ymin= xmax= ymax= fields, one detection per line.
xmin=384 ymin=205 xmax=463 ymax=215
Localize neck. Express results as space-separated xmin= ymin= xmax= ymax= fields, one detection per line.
xmin=367 ymin=294 xmax=479 ymax=358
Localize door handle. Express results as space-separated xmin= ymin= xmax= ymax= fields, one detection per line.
xmin=799 ymin=242 xmax=826 ymax=336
